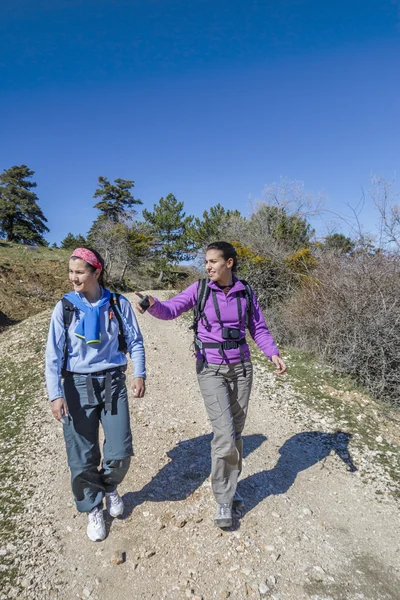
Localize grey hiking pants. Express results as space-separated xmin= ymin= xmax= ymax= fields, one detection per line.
xmin=196 ymin=360 xmax=253 ymax=504
xmin=62 ymin=370 xmax=133 ymax=513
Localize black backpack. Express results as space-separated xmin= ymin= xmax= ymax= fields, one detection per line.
xmin=61 ymin=292 xmax=127 ymax=376
xmin=191 ymin=278 xmax=253 ymax=336
xmin=191 ymin=278 xmax=254 ymax=375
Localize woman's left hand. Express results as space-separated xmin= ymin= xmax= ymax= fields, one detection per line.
xmin=133 ymin=377 xmax=146 ymax=398
xmin=271 ymin=355 xmax=287 ymax=375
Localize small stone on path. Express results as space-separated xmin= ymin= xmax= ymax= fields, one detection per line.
xmin=259 ymin=582 xmax=270 ymax=595
xmin=309 ymin=565 xmax=327 ymax=582
xmin=111 ymin=551 xmax=125 ymax=566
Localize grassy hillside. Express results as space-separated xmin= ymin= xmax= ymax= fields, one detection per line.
xmin=0 ymin=242 xmax=198 ymax=330
xmin=0 ymin=243 xmax=71 ymax=329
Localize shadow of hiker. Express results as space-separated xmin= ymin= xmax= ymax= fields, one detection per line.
xmin=122 ymin=432 xmax=268 ymax=516
xmin=238 ymin=430 xmax=357 ymax=518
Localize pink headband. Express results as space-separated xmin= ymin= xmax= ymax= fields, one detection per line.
xmin=71 ymin=248 xmax=103 ymax=271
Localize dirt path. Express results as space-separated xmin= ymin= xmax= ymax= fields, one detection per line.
xmin=1 ymin=292 xmax=400 ymax=600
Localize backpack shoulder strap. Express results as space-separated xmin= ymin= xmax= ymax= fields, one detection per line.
xmin=61 ymin=298 xmax=76 ymax=376
xmin=62 ymin=298 xmax=76 ymax=326
xmin=192 ymin=278 xmax=211 ymax=334
xmin=197 ymin=278 xmax=210 ymax=315
xmin=239 ymin=279 xmax=253 ymax=328
xmin=110 ymin=292 xmax=128 ymax=354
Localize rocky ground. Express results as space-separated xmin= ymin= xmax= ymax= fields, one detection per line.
xmin=0 ymin=292 xmax=399 ymax=600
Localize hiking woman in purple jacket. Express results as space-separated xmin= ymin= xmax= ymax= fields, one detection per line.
xmin=135 ymin=241 xmax=286 ymax=528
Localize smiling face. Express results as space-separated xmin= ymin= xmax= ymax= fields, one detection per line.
xmin=205 ymin=249 xmax=234 ymax=286
xmin=68 ymin=258 xmax=100 ymax=297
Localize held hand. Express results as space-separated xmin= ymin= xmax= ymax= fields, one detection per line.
xmin=51 ymin=397 xmax=69 ymax=422
xmin=271 ymin=355 xmax=287 ymax=375
xmin=133 ymin=377 xmax=146 ymax=398
xmin=134 ymin=292 xmax=155 ymax=314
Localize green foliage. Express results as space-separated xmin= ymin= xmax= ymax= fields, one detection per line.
xmin=60 ymin=232 xmax=87 ymax=250
xmin=87 ymin=215 xmax=105 ymax=247
xmin=93 ymin=176 xmax=142 ymax=223
xmin=143 ymin=194 xmax=195 ymax=269
xmin=249 ymin=204 xmax=314 ymax=251
xmin=217 ymin=206 xmax=315 ymax=310
xmin=323 ymin=233 xmax=355 ymax=255
xmin=192 ymin=204 xmax=241 ymax=248
xmin=126 ymin=223 xmax=153 ymax=260
xmin=0 ymin=165 xmax=49 ymax=245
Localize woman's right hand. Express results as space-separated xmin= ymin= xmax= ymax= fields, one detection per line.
xmin=134 ymin=292 xmax=155 ymax=313
xmin=51 ymin=397 xmax=69 ymax=422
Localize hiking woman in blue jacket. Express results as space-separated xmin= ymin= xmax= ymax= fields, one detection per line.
xmin=46 ymin=247 xmax=146 ymax=542
xmin=135 ymin=241 xmax=286 ymax=528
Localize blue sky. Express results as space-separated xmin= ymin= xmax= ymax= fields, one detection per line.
xmin=1 ymin=0 xmax=399 ymax=244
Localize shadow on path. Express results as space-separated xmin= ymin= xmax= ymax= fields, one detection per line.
xmin=122 ymin=433 xmax=267 ymax=516
xmin=238 ymin=431 xmax=357 ymax=518
xmin=120 ymin=430 xmax=357 ymax=525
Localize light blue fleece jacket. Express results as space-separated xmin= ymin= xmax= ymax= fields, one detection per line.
xmin=45 ymin=291 xmax=146 ymax=401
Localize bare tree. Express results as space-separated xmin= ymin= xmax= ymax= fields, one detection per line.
xmin=259 ymin=177 xmax=324 ymax=218
xmin=370 ymin=175 xmax=400 ymax=251
xmin=89 ymin=218 xmax=152 ymax=284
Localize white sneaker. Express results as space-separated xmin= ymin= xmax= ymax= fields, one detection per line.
xmin=87 ymin=505 xmax=106 ymax=542
xmin=106 ymin=490 xmax=124 ymax=518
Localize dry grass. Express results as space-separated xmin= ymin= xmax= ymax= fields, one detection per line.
xmin=0 ymin=243 xmax=71 ymax=328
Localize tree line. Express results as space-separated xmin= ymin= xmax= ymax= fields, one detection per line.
xmin=0 ymin=164 xmax=352 ymax=272
xmin=1 ymin=164 xmax=399 ymax=407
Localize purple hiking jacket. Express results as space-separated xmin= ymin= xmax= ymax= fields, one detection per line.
xmin=148 ymin=278 xmax=279 ymax=364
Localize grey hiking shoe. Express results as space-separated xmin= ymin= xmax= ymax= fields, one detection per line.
xmin=214 ymin=503 xmax=232 ymax=528
xmin=232 ymin=490 xmax=245 ymax=510
xmin=106 ymin=490 xmax=124 ymax=518
xmin=87 ymin=505 xmax=106 ymax=542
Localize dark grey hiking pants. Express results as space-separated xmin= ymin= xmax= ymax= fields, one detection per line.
xmin=62 ymin=371 xmax=133 ymax=513
xmin=196 ymin=360 xmax=253 ymax=504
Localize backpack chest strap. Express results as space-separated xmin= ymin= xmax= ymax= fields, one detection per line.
xmin=195 ymin=337 xmax=246 ymax=351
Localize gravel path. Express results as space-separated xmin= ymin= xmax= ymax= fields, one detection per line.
xmin=1 ymin=292 xmax=399 ymax=600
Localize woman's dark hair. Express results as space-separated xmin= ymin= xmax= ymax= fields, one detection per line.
xmin=206 ymin=241 xmax=238 ymax=272
xmin=70 ymin=247 xmax=107 ymax=287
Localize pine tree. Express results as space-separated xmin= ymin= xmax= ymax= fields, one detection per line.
xmin=93 ymin=176 xmax=142 ymax=223
xmin=249 ymin=205 xmax=313 ymax=251
xmin=323 ymin=233 xmax=355 ymax=255
xmin=192 ymin=204 xmax=241 ymax=247
xmin=0 ymin=165 xmax=49 ymax=245
xmin=60 ymin=233 xmax=87 ymax=250
xmin=143 ymin=194 xmax=194 ymax=268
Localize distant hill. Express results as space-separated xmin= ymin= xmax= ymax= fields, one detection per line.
xmin=0 ymin=242 xmax=71 ymax=329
